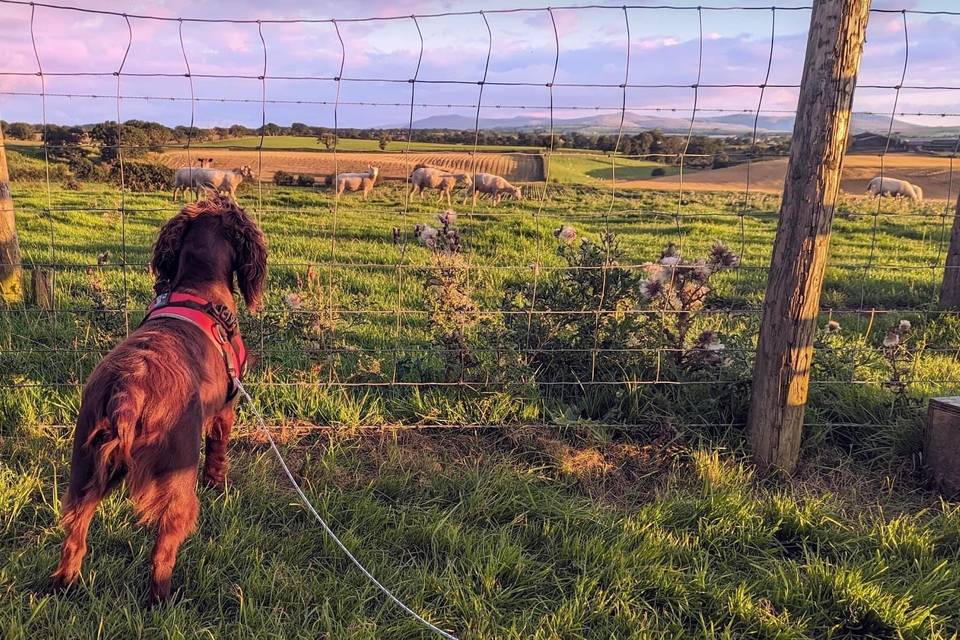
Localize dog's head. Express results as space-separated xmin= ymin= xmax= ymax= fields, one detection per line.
xmin=151 ymin=197 xmax=267 ymax=312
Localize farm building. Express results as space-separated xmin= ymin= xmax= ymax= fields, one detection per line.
xmin=848 ymin=131 xmax=908 ymax=153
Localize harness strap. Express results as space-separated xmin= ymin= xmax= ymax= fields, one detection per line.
xmin=142 ymin=292 xmax=247 ymax=401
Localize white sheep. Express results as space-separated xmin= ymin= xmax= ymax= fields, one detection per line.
xmin=866 ymin=176 xmax=923 ymax=202
xmin=470 ymin=172 xmax=522 ymax=206
xmin=172 ymin=165 xmax=252 ymax=201
xmin=335 ymin=166 xmax=379 ymax=199
xmin=409 ymin=166 xmax=471 ymax=207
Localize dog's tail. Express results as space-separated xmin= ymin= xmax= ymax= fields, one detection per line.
xmin=84 ymin=381 xmax=145 ymax=492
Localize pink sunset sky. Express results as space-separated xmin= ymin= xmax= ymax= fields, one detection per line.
xmin=0 ymin=0 xmax=958 ymax=130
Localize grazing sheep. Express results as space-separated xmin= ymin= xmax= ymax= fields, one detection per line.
xmin=172 ymin=166 xmax=253 ymax=201
xmin=470 ymin=173 xmax=522 ymax=206
xmin=409 ymin=166 xmax=471 ymax=206
xmin=554 ymin=225 xmax=577 ymax=244
xmin=335 ymin=166 xmax=379 ymax=199
xmin=413 ymin=223 xmax=439 ymax=249
xmin=866 ymin=176 xmax=922 ymax=202
xmin=210 ymin=166 xmax=254 ymax=200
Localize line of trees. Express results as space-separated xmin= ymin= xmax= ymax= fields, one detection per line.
xmin=2 ymin=119 xmax=788 ymax=169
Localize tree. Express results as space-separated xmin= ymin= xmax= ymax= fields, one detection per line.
xmin=378 ymin=132 xmax=391 ymax=151
xmin=260 ymin=122 xmax=283 ymax=137
xmin=43 ymin=125 xmax=87 ymax=162
xmin=90 ymin=121 xmax=151 ymax=162
xmin=290 ymin=122 xmax=312 ymax=137
xmin=318 ymin=132 xmax=337 ymax=150
xmin=5 ymin=122 xmax=33 ymax=140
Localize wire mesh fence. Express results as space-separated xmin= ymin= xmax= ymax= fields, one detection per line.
xmin=1 ymin=1 xmax=959 ymax=442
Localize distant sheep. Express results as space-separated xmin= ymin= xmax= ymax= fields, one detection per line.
xmin=470 ymin=173 xmax=522 ymax=206
xmin=866 ymin=176 xmax=922 ymax=202
xmin=409 ymin=166 xmax=471 ymax=206
xmin=172 ymin=166 xmax=253 ymax=201
xmin=335 ymin=166 xmax=379 ymax=199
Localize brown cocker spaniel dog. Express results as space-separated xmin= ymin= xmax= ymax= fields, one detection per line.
xmin=51 ymin=197 xmax=266 ymax=604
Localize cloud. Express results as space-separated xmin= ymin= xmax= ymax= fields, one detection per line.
xmin=1 ymin=1 xmax=959 ymax=129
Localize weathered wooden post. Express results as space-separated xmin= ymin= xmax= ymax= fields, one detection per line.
xmin=747 ymin=0 xmax=871 ymax=474
xmin=939 ymin=193 xmax=960 ymax=309
xmin=0 ymin=124 xmax=24 ymax=304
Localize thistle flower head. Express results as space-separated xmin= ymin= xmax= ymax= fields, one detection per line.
xmin=709 ymin=241 xmax=740 ymax=268
xmin=898 ymin=319 xmax=912 ymax=333
xmin=660 ymin=242 xmax=679 ymax=262
xmin=690 ymin=259 xmax=713 ymax=282
xmin=553 ymin=224 xmax=577 ymax=244
xmin=826 ymin=320 xmax=841 ymax=334
xmin=284 ymin=293 xmax=302 ymax=310
xmin=883 ymin=331 xmax=900 ymax=348
xmin=640 ymin=278 xmax=664 ymax=299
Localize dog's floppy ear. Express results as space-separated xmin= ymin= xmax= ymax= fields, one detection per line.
xmin=221 ymin=199 xmax=267 ymax=313
xmin=150 ymin=206 xmax=195 ymax=294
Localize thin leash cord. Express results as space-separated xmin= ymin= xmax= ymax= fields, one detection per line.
xmin=232 ymin=380 xmax=460 ymax=640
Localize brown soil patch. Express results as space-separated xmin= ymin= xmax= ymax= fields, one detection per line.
xmin=158 ymin=150 xmax=544 ymax=182
xmin=636 ymin=153 xmax=960 ymax=200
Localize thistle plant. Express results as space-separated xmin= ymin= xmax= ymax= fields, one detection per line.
xmin=639 ymin=241 xmax=740 ymax=366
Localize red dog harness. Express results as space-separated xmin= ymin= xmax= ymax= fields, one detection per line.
xmin=141 ymin=292 xmax=248 ymax=401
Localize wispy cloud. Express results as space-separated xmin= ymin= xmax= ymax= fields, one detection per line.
xmin=0 ymin=1 xmax=958 ymax=129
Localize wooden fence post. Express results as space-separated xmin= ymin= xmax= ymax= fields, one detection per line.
xmin=747 ymin=0 xmax=871 ymax=474
xmin=939 ymin=194 xmax=960 ymax=309
xmin=0 ymin=124 xmax=24 ymax=304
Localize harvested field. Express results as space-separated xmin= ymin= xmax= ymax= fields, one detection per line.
xmin=159 ymin=149 xmax=544 ymax=182
xmin=639 ymin=153 xmax=960 ymax=199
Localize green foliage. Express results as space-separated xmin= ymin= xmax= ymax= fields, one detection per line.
xmin=4 ymin=150 xmax=71 ymax=182
xmin=110 ymin=161 xmax=174 ymax=192
xmin=3 ymin=122 xmax=34 ymax=140
xmin=273 ymin=170 xmax=295 ymax=186
xmin=296 ymin=173 xmax=315 ymax=187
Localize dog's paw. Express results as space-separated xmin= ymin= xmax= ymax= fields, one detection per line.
xmin=202 ymin=473 xmax=227 ymax=490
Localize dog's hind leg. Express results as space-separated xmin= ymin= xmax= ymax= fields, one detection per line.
xmin=146 ymin=468 xmax=199 ymax=605
xmin=130 ymin=414 xmax=202 ymax=605
xmin=51 ymin=425 xmax=123 ymax=590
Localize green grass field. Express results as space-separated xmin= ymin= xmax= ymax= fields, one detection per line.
xmin=3 ymin=178 xmax=960 ymax=638
xmin=547 ymin=154 xmax=681 ymax=184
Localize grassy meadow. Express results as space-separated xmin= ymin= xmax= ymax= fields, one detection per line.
xmin=3 ymin=173 xmax=960 ymax=638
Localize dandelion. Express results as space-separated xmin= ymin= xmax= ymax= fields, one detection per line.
xmin=883 ymin=331 xmax=900 ymax=348
xmin=826 ymin=320 xmax=841 ymax=333
xmin=553 ymin=224 xmax=577 ymax=244
xmin=284 ymin=293 xmax=302 ymax=310
xmin=898 ymin=319 xmax=911 ymax=333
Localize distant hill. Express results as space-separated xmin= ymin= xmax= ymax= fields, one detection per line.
xmin=388 ymin=112 xmax=957 ymax=137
